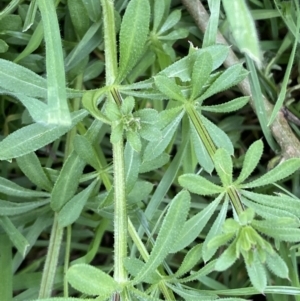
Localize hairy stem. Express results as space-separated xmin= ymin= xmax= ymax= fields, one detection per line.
xmin=182 ymin=0 xmax=300 ymax=160
xmin=101 ymin=0 xmax=128 ymax=286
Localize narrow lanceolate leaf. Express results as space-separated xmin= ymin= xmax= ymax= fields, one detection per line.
xmin=201 ymin=96 xmax=249 ymax=113
xmin=0 ymin=58 xmax=47 ymax=98
xmin=252 ymin=220 xmax=300 ymax=242
xmin=51 ymin=152 xmax=86 ymax=212
xmin=265 ymin=252 xmax=289 ymax=279
xmin=16 ymin=152 xmax=53 ymax=191
xmin=222 ymin=0 xmax=261 ymax=66
xmin=197 ymin=64 xmax=246 ymax=104
xmin=201 ymin=115 xmax=234 ymax=156
xmin=58 ymin=180 xmax=97 ymax=228
xmin=179 ymin=174 xmax=223 ymax=196
xmin=38 ymin=0 xmax=71 ymax=125
xmin=0 ymin=199 xmax=49 ymax=216
xmin=171 ymin=194 xmax=223 ymax=253
xmin=175 ymin=243 xmax=203 ymax=278
xmin=143 ymin=109 xmax=184 ymax=161
xmin=241 ymin=158 xmax=300 ymax=188
xmin=0 ymin=177 xmax=49 ymax=198
xmin=124 ymin=142 xmax=141 ymax=193
xmin=160 ymin=45 xmax=229 ymax=81
xmin=190 ymin=51 xmax=213 ymax=100
xmin=0 ymin=110 xmax=87 ymax=161
xmin=203 ymin=198 xmax=229 ymax=262
xmin=82 ymin=0 xmax=102 ymax=22
xmin=245 ymin=252 xmax=267 ymax=293
xmin=158 ymin=9 xmax=181 ymax=34
xmin=67 ymin=264 xmax=120 ymax=296
xmin=153 ymin=0 xmax=165 ymax=32
xmin=213 ymin=148 xmax=232 ymax=187
xmin=235 ymin=140 xmax=263 ymax=185
xmin=123 ymin=258 xmax=160 ymax=284
xmin=73 ymin=135 xmax=101 ymax=171
xmin=154 ymin=75 xmax=186 ymax=103
xmin=133 ymin=190 xmax=190 ymax=283
xmin=118 ymin=0 xmax=150 ymax=82
xmin=0 ymin=216 xmax=29 ymax=257
xmin=215 ymin=239 xmax=237 ymax=271
xmin=5 ymin=93 xmax=48 ymax=124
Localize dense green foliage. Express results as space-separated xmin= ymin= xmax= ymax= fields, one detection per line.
xmin=0 ymin=0 xmax=300 ymax=300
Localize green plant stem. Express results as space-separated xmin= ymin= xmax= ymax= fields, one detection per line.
xmin=182 ymin=0 xmax=300 ymax=160
xmin=38 ymin=214 xmax=63 ymax=298
xmin=101 ymin=0 xmax=128 ymax=286
xmin=0 ymin=234 xmax=12 ymax=301
xmin=63 ymin=225 xmax=72 ymax=297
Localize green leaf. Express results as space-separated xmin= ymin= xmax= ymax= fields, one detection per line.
xmin=245 ymin=252 xmax=267 ymax=292
xmin=235 ymin=140 xmax=263 ymax=185
xmin=241 ymin=158 xmax=300 ymax=188
xmin=242 ymin=197 xmax=298 ymax=220
xmin=139 ymin=153 xmax=169 ymax=173
xmin=82 ymin=89 xmax=111 ymax=124
xmin=0 ymin=216 xmax=29 ymax=257
xmin=213 ymin=148 xmax=233 ymax=187
xmin=222 ymin=0 xmax=261 ymax=65
xmin=127 ymin=130 xmax=142 ymax=152
xmin=82 ymin=0 xmax=102 ymax=22
xmin=265 ymin=251 xmax=289 ymax=279
xmin=154 ymin=75 xmax=186 ymax=103
xmin=207 ymin=232 xmax=235 ymax=250
xmin=68 ymin=0 xmax=90 ymax=38
xmin=110 ymin=122 xmax=124 ymax=144
xmin=51 ymin=152 xmax=86 ymax=212
xmin=65 ymin=21 xmax=102 ymax=71
xmin=143 ymin=109 xmax=184 ymax=161
xmin=201 ymin=96 xmax=249 ymax=113
xmin=38 ymin=0 xmax=72 ymax=125
xmin=118 ymin=0 xmax=150 ymax=82
xmin=129 ymin=287 xmax=165 ymax=301
xmin=180 ymin=259 xmax=217 ymax=283
xmin=123 ymin=258 xmax=161 ymax=284
xmin=197 ymin=64 xmax=246 ymax=103
xmin=0 ymin=199 xmax=49 ymax=216
xmin=0 ymin=58 xmax=47 ymax=98
xmin=202 ymin=115 xmax=234 ymax=155
xmin=133 ymin=190 xmax=190 ymax=283
xmin=190 ymin=52 xmax=213 ymax=100
xmin=241 ymin=190 xmax=300 ymax=218
xmin=0 ymin=110 xmax=87 ymax=161
xmin=158 ymin=9 xmax=181 ymax=34
xmin=124 ymin=142 xmax=141 ymax=193
xmin=67 ymin=264 xmax=119 ymax=296
xmin=16 ymin=152 xmax=53 ymax=191
xmin=153 ymin=0 xmax=165 ymax=32
xmin=179 ymin=174 xmax=223 ymax=196
xmin=189 ymin=120 xmax=214 ymax=173
xmin=203 ymin=199 xmax=229 ymax=262
xmin=58 ymin=180 xmax=97 ymax=228
xmin=0 ymin=176 xmax=49 ymax=198
xmin=73 ymin=135 xmax=101 ymax=171
xmin=121 ymin=96 xmax=135 ymax=115
xmin=203 ymin=0 xmax=221 ymax=47
xmin=171 ymin=194 xmax=223 ymax=253
xmin=215 ymin=239 xmax=238 ymax=271
xmin=160 ymin=45 xmax=230 ymax=81
xmin=175 ymin=243 xmax=203 ymax=278
xmin=252 ymin=220 xmax=300 ymax=242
